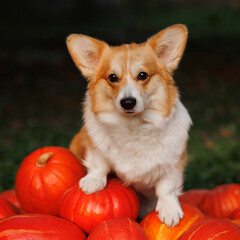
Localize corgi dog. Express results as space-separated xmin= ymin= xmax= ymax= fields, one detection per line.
xmin=68 ymin=24 xmax=192 ymax=227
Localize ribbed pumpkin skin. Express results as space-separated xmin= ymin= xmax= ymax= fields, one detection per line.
xmin=199 ymin=184 xmax=240 ymax=218
xmin=15 ymin=146 xmax=86 ymax=215
xmin=0 ymin=196 xmax=20 ymax=220
xmin=0 ymin=214 xmax=86 ymax=240
xmin=88 ymin=218 xmax=147 ymax=240
xmin=60 ymin=178 xmax=139 ymax=234
xmin=178 ymin=219 xmax=240 ymax=240
xmin=140 ymin=203 xmax=205 ymax=240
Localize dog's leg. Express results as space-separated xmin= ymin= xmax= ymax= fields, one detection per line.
xmin=79 ymin=149 xmax=110 ymax=194
xmin=155 ymin=170 xmax=183 ymax=227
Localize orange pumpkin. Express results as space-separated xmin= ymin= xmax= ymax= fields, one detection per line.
xmin=178 ymin=219 xmax=240 ymax=240
xmin=0 ymin=214 xmax=86 ymax=239
xmin=199 ymin=183 xmax=240 ymax=218
xmin=59 ymin=178 xmax=139 ymax=234
xmin=140 ymin=203 xmax=205 ymax=240
xmin=88 ymin=217 xmax=147 ymax=240
xmin=15 ymin=146 xmax=86 ymax=215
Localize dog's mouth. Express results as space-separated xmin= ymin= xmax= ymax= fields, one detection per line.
xmin=121 ymin=109 xmax=144 ymax=116
xmin=125 ymin=111 xmax=135 ymax=114
xmin=124 ymin=111 xmax=138 ymax=116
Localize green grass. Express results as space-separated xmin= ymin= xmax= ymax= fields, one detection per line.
xmin=182 ymin=80 xmax=240 ymax=190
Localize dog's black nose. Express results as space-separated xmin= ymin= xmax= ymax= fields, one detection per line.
xmin=120 ymin=97 xmax=136 ymax=110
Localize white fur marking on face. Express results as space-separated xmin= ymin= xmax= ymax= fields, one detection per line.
xmin=126 ymin=44 xmax=131 ymax=84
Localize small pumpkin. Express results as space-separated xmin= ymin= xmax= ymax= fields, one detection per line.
xmin=178 ymin=219 xmax=240 ymax=240
xmin=199 ymin=183 xmax=240 ymax=218
xmin=0 ymin=196 xmax=20 ymax=220
xmin=140 ymin=203 xmax=205 ymax=240
xmin=88 ymin=217 xmax=147 ymax=240
xmin=15 ymin=146 xmax=86 ymax=215
xmin=59 ymin=178 xmax=139 ymax=234
xmin=0 ymin=214 xmax=86 ymax=239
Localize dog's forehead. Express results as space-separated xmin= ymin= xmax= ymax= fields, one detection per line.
xmin=109 ymin=43 xmax=149 ymax=59
xmin=106 ymin=43 xmax=155 ymax=74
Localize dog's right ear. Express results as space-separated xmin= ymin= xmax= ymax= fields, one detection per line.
xmin=147 ymin=24 xmax=188 ymax=74
xmin=66 ymin=34 xmax=108 ymax=79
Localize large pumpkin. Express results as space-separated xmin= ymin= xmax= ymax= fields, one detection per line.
xmin=0 ymin=196 xmax=19 ymax=220
xmin=59 ymin=178 xmax=139 ymax=233
xmin=178 ymin=219 xmax=240 ymax=240
xmin=15 ymin=146 xmax=86 ymax=215
xmin=140 ymin=203 xmax=205 ymax=240
xmin=199 ymin=183 xmax=240 ymax=218
xmin=88 ymin=217 xmax=147 ymax=240
xmin=0 ymin=214 xmax=86 ymax=239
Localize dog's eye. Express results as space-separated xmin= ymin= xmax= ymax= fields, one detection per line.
xmin=137 ymin=72 xmax=148 ymax=81
xmin=108 ymin=74 xmax=119 ymax=83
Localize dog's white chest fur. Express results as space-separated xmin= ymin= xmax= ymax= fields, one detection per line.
xmin=84 ymin=94 xmax=192 ymax=189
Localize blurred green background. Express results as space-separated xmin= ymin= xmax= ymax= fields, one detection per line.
xmin=1 ymin=0 xmax=240 ymax=192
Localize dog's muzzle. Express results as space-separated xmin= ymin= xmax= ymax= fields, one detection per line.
xmin=116 ymin=85 xmax=144 ymax=115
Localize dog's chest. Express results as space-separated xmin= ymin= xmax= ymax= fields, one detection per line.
xmin=98 ymin=120 xmax=180 ymax=184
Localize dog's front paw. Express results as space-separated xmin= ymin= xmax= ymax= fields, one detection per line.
xmin=156 ymin=197 xmax=183 ymax=227
xmin=79 ymin=175 xmax=107 ymax=194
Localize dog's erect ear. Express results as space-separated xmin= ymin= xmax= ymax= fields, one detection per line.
xmin=147 ymin=24 xmax=188 ymax=73
xmin=66 ymin=34 xmax=108 ymax=79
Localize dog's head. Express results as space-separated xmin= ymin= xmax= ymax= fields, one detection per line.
xmin=67 ymin=25 xmax=187 ymax=121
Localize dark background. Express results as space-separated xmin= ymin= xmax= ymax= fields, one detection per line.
xmin=1 ymin=0 xmax=240 ymax=191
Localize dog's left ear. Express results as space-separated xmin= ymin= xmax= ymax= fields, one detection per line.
xmin=147 ymin=24 xmax=188 ymax=73
xmin=66 ymin=34 xmax=108 ymax=80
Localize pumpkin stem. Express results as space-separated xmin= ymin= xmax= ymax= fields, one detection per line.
xmin=36 ymin=152 xmax=53 ymax=167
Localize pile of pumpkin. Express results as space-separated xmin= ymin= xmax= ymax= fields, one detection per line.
xmin=1 ymin=146 xmax=240 ymax=239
